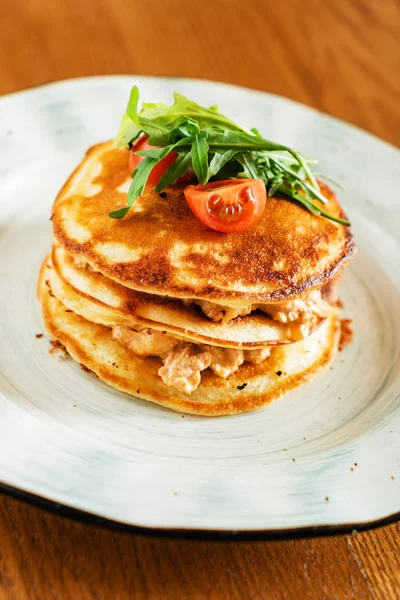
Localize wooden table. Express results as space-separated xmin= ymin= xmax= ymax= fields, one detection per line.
xmin=0 ymin=1 xmax=399 ymax=598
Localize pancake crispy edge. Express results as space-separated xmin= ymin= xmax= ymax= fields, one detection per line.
xmin=52 ymin=142 xmax=356 ymax=304
xmin=50 ymin=246 xmax=329 ymax=348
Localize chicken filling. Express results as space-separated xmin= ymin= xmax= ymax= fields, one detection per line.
xmin=112 ymin=326 xmax=271 ymax=394
xmin=73 ymin=255 xmax=332 ymax=334
xmin=72 ymin=255 xmax=96 ymax=272
xmin=184 ymin=289 xmax=332 ymax=330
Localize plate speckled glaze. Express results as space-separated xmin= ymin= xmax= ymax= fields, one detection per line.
xmin=0 ymin=76 xmax=399 ymax=537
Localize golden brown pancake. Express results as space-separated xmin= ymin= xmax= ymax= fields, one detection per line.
xmin=40 ymin=138 xmax=356 ymax=415
xmin=50 ymin=245 xmax=331 ymax=347
xmin=38 ymin=259 xmax=340 ymax=416
xmin=52 ymin=142 xmax=355 ymax=303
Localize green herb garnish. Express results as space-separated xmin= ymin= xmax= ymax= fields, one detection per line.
xmin=111 ymin=86 xmax=349 ymax=225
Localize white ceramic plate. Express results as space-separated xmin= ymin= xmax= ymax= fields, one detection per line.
xmin=0 ymin=76 xmax=399 ymax=538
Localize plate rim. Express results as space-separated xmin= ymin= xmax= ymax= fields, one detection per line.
xmin=1 ymin=480 xmax=399 ymax=541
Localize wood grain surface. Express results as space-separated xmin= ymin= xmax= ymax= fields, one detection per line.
xmin=0 ymin=0 xmax=399 ymax=598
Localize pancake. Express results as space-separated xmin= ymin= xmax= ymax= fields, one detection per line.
xmin=50 ymin=245 xmax=330 ymax=347
xmin=38 ymin=259 xmax=341 ymax=416
xmin=52 ymin=141 xmax=355 ymax=304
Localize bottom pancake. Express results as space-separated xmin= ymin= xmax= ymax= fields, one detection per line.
xmin=38 ymin=260 xmax=340 ymax=416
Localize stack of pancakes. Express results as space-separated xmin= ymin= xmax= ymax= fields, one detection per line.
xmin=38 ymin=142 xmax=356 ymax=415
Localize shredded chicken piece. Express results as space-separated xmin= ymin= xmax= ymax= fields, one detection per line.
xmin=72 ymin=255 xmax=95 ymax=272
xmin=183 ymin=299 xmax=225 ymax=321
xmin=112 ymin=326 xmax=178 ymax=356
xmin=158 ymin=343 xmax=212 ymax=394
xmin=266 ymin=290 xmax=331 ymax=323
xmin=112 ymin=326 xmax=273 ymax=394
xmin=222 ymin=306 xmax=253 ymax=323
xmin=184 ymin=299 xmax=252 ymax=323
xmin=244 ymin=346 xmax=271 ymax=364
xmin=287 ymin=321 xmax=313 ymax=341
xmin=205 ymin=345 xmax=272 ymax=376
xmin=207 ymin=347 xmax=244 ymax=378
xmin=197 ymin=300 xmax=252 ymax=323
xmin=185 ymin=289 xmax=332 ymax=327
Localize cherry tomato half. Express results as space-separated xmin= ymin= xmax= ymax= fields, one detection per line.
xmin=183 ymin=179 xmax=266 ymax=233
xmin=128 ymin=135 xmax=189 ymax=187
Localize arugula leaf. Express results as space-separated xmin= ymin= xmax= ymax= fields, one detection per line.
xmin=126 ymin=86 xmax=140 ymax=124
xmin=236 ymin=153 xmax=259 ymax=179
xmin=135 ymin=147 xmax=174 ymax=160
xmin=278 ymin=184 xmax=350 ymax=226
xmin=136 ymin=93 xmax=249 ymax=146
xmin=136 ymin=137 xmax=193 ymax=160
xmin=313 ymin=173 xmax=345 ymax=191
xmin=295 ymin=195 xmax=350 ymax=226
xmin=127 ymin=157 xmax=157 ymax=200
xmin=291 ymin=151 xmax=319 ymax=192
xmin=268 ymin=176 xmax=284 ymax=197
xmin=168 ymin=117 xmax=200 ymax=142
xmin=110 ymin=85 xmax=350 ymax=226
xmin=114 ymin=114 xmax=141 ymax=148
xmin=108 ymin=205 xmax=131 ymax=219
xmin=250 ymin=127 xmax=262 ymax=137
xmin=208 ymin=149 xmax=238 ymax=178
xmin=206 ymin=129 xmax=273 ymax=151
xmin=153 ymin=92 xmax=246 ymax=132
xmin=110 ymin=140 xmax=194 ymax=217
xmin=109 ymin=156 xmax=157 ymax=218
xmin=271 ymin=158 xmax=328 ymax=205
xmin=191 ymin=133 xmax=209 ymax=184
xmin=135 ymin=117 xmax=170 ymax=145
xmin=155 ymin=152 xmax=192 ymax=192
xmin=113 ymin=86 xmax=142 ymax=148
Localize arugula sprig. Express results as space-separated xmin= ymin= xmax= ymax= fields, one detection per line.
xmin=111 ymin=86 xmax=350 ymax=226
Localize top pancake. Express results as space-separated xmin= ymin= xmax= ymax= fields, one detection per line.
xmin=52 ymin=141 xmax=355 ymax=304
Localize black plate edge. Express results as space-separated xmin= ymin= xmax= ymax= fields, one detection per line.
xmin=1 ymin=481 xmax=399 ymax=541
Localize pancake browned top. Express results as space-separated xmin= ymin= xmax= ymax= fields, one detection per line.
xmin=52 ymin=142 xmax=356 ymax=303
